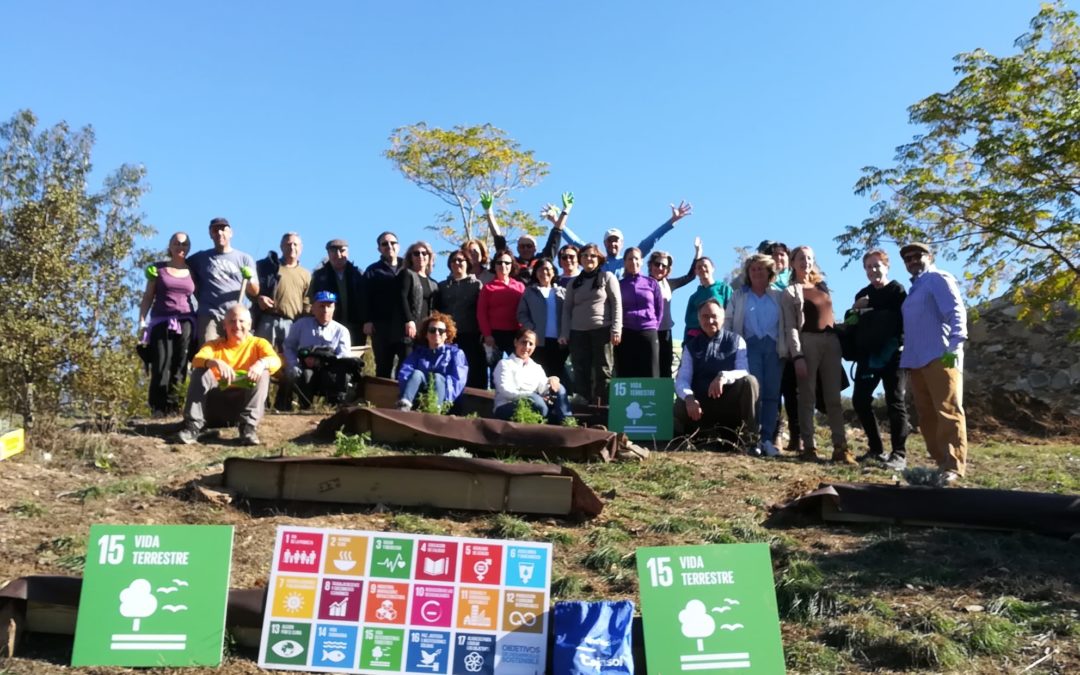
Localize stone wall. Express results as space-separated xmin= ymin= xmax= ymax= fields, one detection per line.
xmin=965 ymin=296 xmax=1080 ymax=435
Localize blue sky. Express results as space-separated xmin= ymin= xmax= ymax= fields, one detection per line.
xmin=1 ymin=1 xmax=1044 ymax=335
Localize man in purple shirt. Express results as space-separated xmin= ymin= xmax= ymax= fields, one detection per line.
xmin=899 ymin=242 xmax=968 ymax=484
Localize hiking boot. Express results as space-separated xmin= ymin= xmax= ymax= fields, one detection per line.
xmin=395 ymin=398 xmax=412 ymax=411
xmin=832 ymin=444 xmax=857 ymax=465
xmin=884 ymin=454 xmax=907 ymax=471
xmin=173 ymin=425 xmax=201 ymax=445
xmin=798 ymin=447 xmax=819 ymax=462
xmin=239 ymin=424 xmax=261 ymax=446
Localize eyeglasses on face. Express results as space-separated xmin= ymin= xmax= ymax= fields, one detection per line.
xmin=379 ymin=240 xmax=399 ymax=247
xmin=411 ymin=250 xmax=430 ymax=257
xmin=450 ymin=257 xmax=467 ymax=264
xmin=650 ymin=261 xmax=669 ymax=269
xmin=427 ymin=326 xmax=447 ymax=335
xmin=559 ymin=254 xmax=577 ymax=261
xmin=902 ymin=254 xmax=923 ymax=262
xmin=495 ymin=260 xmax=513 ymax=266
xmin=329 ymin=246 xmax=347 ymax=253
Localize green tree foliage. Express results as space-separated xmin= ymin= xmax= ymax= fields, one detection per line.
xmin=0 ymin=110 xmax=154 ymax=436
xmin=838 ymin=3 xmax=1080 ymax=330
xmin=385 ymin=123 xmax=549 ymax=246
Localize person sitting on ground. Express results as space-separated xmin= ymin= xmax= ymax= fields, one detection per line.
xmin=396 ymin=312 xmax=469 ymax=411
xmin=493 ymin=328 xmax=572 ymax=424
xmin=674 ymin=299 xmax=760 ymax=450
xmin=282 ymin=291 xmax=355 ymax=409
xmin=176 ymin=305 xmax=281 ymax=446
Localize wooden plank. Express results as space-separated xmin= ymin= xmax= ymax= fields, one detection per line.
xmin=224 ymin=461 xmax=575 ymax=515
xmin=506 ymin=476 xmax=574 ymax=515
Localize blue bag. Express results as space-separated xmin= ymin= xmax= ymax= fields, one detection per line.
xmin=553 ymin=600 xmax=635 ymax=674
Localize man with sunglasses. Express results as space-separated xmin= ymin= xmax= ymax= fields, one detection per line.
xmin=362 ymin=231 xmax=405 ymax=377
xmin=310 ymin=238 xmax=365 ymax=348
xmin=899 ymin=242 xmax=968 ymax=485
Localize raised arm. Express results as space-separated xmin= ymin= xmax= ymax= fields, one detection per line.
xmin=480 ymin=191 xmax=507 ymax=252
xmin=539 ymin=192 xmax=574 ymax=259
xmin=638 ymin=200 xmax=693 ymax=255
xmin=668 ymin=237 xmax=703 ymax=292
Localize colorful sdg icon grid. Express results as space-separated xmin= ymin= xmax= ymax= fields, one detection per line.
xmin=258 ymin=526 xmax=552 ymax=674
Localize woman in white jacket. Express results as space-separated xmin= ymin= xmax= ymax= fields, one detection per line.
xmin=725 ymin=254 xmax=789 ymax=456
xmin=493 ymin=329 xmax=572 ymax=424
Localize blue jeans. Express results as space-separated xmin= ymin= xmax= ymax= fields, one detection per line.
xmin=745 ymin=336 xmax=782 ymax=440
xmin=400 ymin=370 xmax=448 ymax=406
xmin=493 ymin=389 xmax=572 ymax=424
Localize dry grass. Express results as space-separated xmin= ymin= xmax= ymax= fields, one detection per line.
xmin=0 ymin=413 xmax=1077 ymax=674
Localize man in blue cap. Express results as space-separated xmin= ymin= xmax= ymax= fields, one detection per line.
xmin=281 ymin=291 xmax=355 ymax=409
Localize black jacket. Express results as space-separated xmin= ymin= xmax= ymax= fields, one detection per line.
xmin=310 ymin=260 xmax=365 ymax=329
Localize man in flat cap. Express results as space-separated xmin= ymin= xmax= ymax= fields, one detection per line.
xmin=899 ymin=241 xmax=968 ymax=484
xmin=310 ymin=238 xmax=365 ymax=348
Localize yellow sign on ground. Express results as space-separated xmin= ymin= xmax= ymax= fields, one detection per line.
xmin=1 ymin=428 xmax=24 ymax=460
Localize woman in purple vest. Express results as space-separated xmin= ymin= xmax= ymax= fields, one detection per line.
xmin=138 ymin=232 xmax=196 ymax=416
xmin=616 ymin=247 xmax=664 ymax=377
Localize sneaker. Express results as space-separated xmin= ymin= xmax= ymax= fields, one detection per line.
xmin=942 ymin=470 xmax=961 ymax=486
xmin=760 ymin=439 xmax=780 ymax=457
xmin=884 ymin=454 xmax=907 ymax=471
xmin=239 ymin=425 xmax=261 ymax=446
xmin=173 ymin=425 xmax=201 ymax=445
xmin=747 ymin=444 xmax=763 ymax=457
xmin=395 ymin=399 xmax=412 ymax=411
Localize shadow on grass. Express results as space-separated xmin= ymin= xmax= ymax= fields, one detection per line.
xmin=792 ymin=523 xmax=1080 ymax=609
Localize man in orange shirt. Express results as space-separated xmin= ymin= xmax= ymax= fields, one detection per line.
xmin=176 ymin=305 xmax=281 ymax=445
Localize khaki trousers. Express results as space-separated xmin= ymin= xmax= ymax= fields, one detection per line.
xmin=796 ymin=332 xmax=846 ymax=450
xmin=908 ymin=359 xmax=967 ymax=476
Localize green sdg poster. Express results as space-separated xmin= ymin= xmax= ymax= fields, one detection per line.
xmin=608 ymin=378 xmax=674 ymax=440
xmin=71 ymin=524 xmax=235 ymax=667
xmin=636 ymin=543 xmax=785 ymax=673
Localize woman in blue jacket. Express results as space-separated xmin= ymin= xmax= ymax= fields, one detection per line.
xmin=396 ymin=312 xmax=469 ymax=411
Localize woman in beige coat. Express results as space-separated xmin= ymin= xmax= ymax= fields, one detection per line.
xmin=783 ymin=246 xmax=853 ymax=464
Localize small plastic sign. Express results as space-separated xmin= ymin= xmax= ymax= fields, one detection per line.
xmin=608 ymin=378 xmax=674 ymax=440
xmin=636 ymin=543 xmax=785 ymax=673
xmin=71 ymin=524 xmax=235 ymax=666
xmin=259 ymin=526 xmax=553 ymax=674
xmin=0 ymin=427 xmax=24 ymax=460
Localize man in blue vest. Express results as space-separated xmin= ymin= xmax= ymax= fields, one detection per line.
xmin=674 ymin=298 xmax=760 ymax=451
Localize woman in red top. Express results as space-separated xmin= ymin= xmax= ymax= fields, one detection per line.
xmin=477 ymin=250 xmax=526 ymax=360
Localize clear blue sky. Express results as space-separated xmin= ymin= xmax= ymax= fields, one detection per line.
xmin=1 ymin=1 xmax=1044 ymax=335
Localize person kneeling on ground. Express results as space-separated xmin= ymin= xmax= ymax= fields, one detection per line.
xmin=281 ymin=290 xmax=356 ymax=410
xmin=176 ymin=305 xmax=281 ymax=446
xmin=396 ymin=312 xmax=468 ymax=411
xmin=674 ymin=299 xmax=760 ymax=451
xmin=493 ymin=328 xmax=573 ymax=424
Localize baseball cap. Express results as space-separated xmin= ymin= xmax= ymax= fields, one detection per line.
xmin=313 ymin=291 xmax=337 ymax=303
xmin=604 ymin=228 xmax=624 ymax=242
xmin=209 ymin=217 xmax=230 ymax=229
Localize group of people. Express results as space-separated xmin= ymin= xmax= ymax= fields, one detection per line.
xmin=140 ymin=203 xmax=969 ymax=484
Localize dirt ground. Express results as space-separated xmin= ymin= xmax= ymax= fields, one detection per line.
xmin=1 ymin=412 xmax=1077 ymax=674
